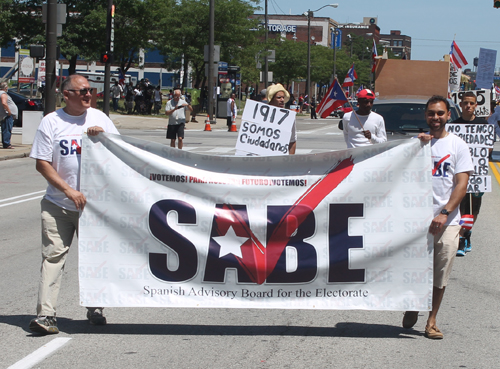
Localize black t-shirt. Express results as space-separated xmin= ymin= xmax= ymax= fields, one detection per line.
xmin=453 ymin=116 xmax=489 ymax=124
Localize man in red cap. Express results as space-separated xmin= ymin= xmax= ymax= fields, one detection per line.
xmin=342 ymin=89 xmax=386 ymax=148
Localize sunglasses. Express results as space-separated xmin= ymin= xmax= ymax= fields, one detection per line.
xmin=67 ymin=88 xmax=94 ymax=96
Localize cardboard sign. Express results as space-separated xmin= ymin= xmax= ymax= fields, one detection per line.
xmin=476 ymin=48 xmax=497 ymax=90
xmin=447 ymin=123 xmax=493 ymax=192
xmin=450 ymin=90 xmax=492 ymax=118
xmin=236 ymin=100 xmax=296 ymax=156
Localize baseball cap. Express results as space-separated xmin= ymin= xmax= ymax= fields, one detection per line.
xmin=357 ymin=89 xmax=375 ymax=100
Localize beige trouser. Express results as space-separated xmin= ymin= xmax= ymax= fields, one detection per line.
xmin=37 ymin=199 xmax=104 ymax=317
xmin=37 ymin=198 xmax=79 ymax=316
xmin=433 ymin=225 xmax=460 ymax=289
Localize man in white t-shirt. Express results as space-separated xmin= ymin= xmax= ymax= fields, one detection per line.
xmin=402 ymin=95 xmax=473 ymax=340
xmin=226 ymin=93 xmax=236 ymax=130
xmin=28 ymin=74 xmax=120 ymax=335
xmin=165 ymin=88 xmax=192 ymax=149
xmin=343 ymin=89 xmax=387 ymax=148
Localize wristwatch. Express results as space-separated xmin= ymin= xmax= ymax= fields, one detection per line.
xmin=440 ymin=209 xmax=450 ymax=216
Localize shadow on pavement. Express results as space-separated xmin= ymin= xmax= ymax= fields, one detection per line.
xmin=2 ymin=315 xmax=421 ymax=339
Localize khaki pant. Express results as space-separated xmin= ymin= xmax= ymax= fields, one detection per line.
xmin=37 ymin=198 xmax=79 ymax=316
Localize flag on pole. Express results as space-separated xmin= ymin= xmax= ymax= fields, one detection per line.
xmin=449 ymin=41 xmax=468 ymax=70
xmin=342 ymin=64 xmax=358 ymax=87
xmin=317 ymin=79 xmax=348 ymax=118
xmin=371 ymin=40 xmax=378 ymax=72
xmin=356 ymin=85 xmax=364 ymax=95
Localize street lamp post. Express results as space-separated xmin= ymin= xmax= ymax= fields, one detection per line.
xmin=305 ymin=3 xmax=338 ymax=113
xmin=330 ymin=27 xmax=339 ymax=81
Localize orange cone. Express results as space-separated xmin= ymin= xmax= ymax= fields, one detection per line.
xmin=204 ymin=115 xmax=212 ymax=131
xmin=229 ymin=119 xmax=237 ymax=132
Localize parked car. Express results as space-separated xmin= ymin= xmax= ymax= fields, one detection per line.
xmin=332 ymin=100 xmax=358 ymax=118
xmin=371 ymin=97 xmax=461 ymax=137
xmin=7 ymin=90 xmax=44 ymax=126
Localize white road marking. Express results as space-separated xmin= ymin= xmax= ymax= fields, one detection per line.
xmin=8 ymin=337 xmax=72 ymax=369
xmin=0 ymin=190 xmax=45 ymax=203
xmin=0 ymin=195 xmax=44 ymax=208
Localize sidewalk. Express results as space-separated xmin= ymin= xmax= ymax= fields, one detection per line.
xmin=0 ymin=112 xmax=258 ymax=161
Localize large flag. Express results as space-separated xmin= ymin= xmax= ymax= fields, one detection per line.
xmin=342 ymin=64 xmax=358 ymax=87
xmin=450 ymin=41 xmax=468 ymax=70
xmin=371 ymin=40 xmax=378 ymax=72
xmin=317 ymin=79 xmax=348 ymax=118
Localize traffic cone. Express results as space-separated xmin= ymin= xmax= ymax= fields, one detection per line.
xmin=229 ymin=119 xmax=237 ymax=132
xmin=204 ymin=115 xmax=212 ymax=131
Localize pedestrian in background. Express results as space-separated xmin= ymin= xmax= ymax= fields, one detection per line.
xmin=165 ymin=88 xmax=192 ymax=149
xmin=0 ymin=81 xmax=18 ymax=149
xmin=110 ymin=81 xmax=123 ymax=112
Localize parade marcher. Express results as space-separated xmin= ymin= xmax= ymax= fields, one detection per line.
xmin=452 ymin=91 xmax=488 ymax=256
xmin=165 ymin=88 xmax=192 ymax=149
xmin=487 ymin=100 xmax=500 ymax=140
xmin=226 ymin=93 xmax=237 ymax=130
xmin=0 ymin=81 xmax=18 ymax=149
xmin=342 ymin=89 xmax=387 ymax=148
xmin=266 ymin=83 xmax=296 ymax=155
xmin=28 ymin=74 xmax=120 ymax=335
xmin=402 ymin=95 xmax=473 ymax=339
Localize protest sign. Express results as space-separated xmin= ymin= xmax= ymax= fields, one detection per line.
xmin=79 ymin=134 xmax=434 ymax=311
xmin=476 ymin=48 xmax=497 ymax=90
xmin=451 ymin=90 xmax=491 ymax=118
xmin=235 ymin=99 xmax=296 ymax=156
xmin=447 ymin=123 xmax=493 ymax=192
xmin=448 ymin=63 xmax=460 ymax=93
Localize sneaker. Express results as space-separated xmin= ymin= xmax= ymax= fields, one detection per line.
xmin=87 ymin=308 xmax=107 ymax=325
xmin=456 ymin=238 xmax=466 ymax=257
xmin=29 ymin=316 xmax=59 ymax=335
xmin=464 ymin=236 xmax=472 ymax=253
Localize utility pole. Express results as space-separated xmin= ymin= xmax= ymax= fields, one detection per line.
xmin=44 ymin=0 xmax=57 ymax=115
xmin=208 ymin=0 xmax=215 ymax=123
xmin=103 ymin=0 xmax=114 ymax=116
xmin=263 ymin=0 xmax=268 ymax=90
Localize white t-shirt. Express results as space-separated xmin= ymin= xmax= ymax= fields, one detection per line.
xmin=30 ymin=107 xmax=120 ymax=211
xmin=227 ymin=98 xmax=236 ymax=118
xmin=165 ymin=99 xmax=187 ymax=125
xmin=431 ymin=133 xmax=473 ymax=225
xmin=343 ymin=111 xmax=387 ymax=148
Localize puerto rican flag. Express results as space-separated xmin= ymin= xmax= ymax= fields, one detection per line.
xmin=371 ymin=39 xmax=378 ymax=72
xmin=449 ymin=41 xmax=468 ymax=70
xmin=459 ymin=214 xmax=474 ymax=230
xmin=342 ymin=64 xmax=358 ymax=87
xmin=317 ymin=79 xmax=348 ymax=119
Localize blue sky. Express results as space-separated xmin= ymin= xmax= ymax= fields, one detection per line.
xmin=258 ymin=0 xmax=500 ymax=69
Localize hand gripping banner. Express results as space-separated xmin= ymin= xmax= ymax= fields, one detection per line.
xmin=79 ymin=134 xmax=433 ymax=311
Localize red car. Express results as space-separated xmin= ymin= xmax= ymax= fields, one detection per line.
xmin=332 ymin=101 xmax=358 ymax=118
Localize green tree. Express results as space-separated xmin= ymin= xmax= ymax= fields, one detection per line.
xmin=157 ymin=0 xmax=261 ymax=88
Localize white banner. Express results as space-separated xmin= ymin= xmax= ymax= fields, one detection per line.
xmin=446 ymin=124 xmax=493 ymax=192
xmin=79 ymin=135 xmax=433 ymax=311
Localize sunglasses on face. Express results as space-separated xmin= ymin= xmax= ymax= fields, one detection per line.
xmin=67 ymin=88 xmax=94 ymax=96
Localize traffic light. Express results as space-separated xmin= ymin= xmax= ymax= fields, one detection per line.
xmin=100 ymin=51 xmax=114 ymax=64
xmin=495 ymin=0 xmax=500 ymax=8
